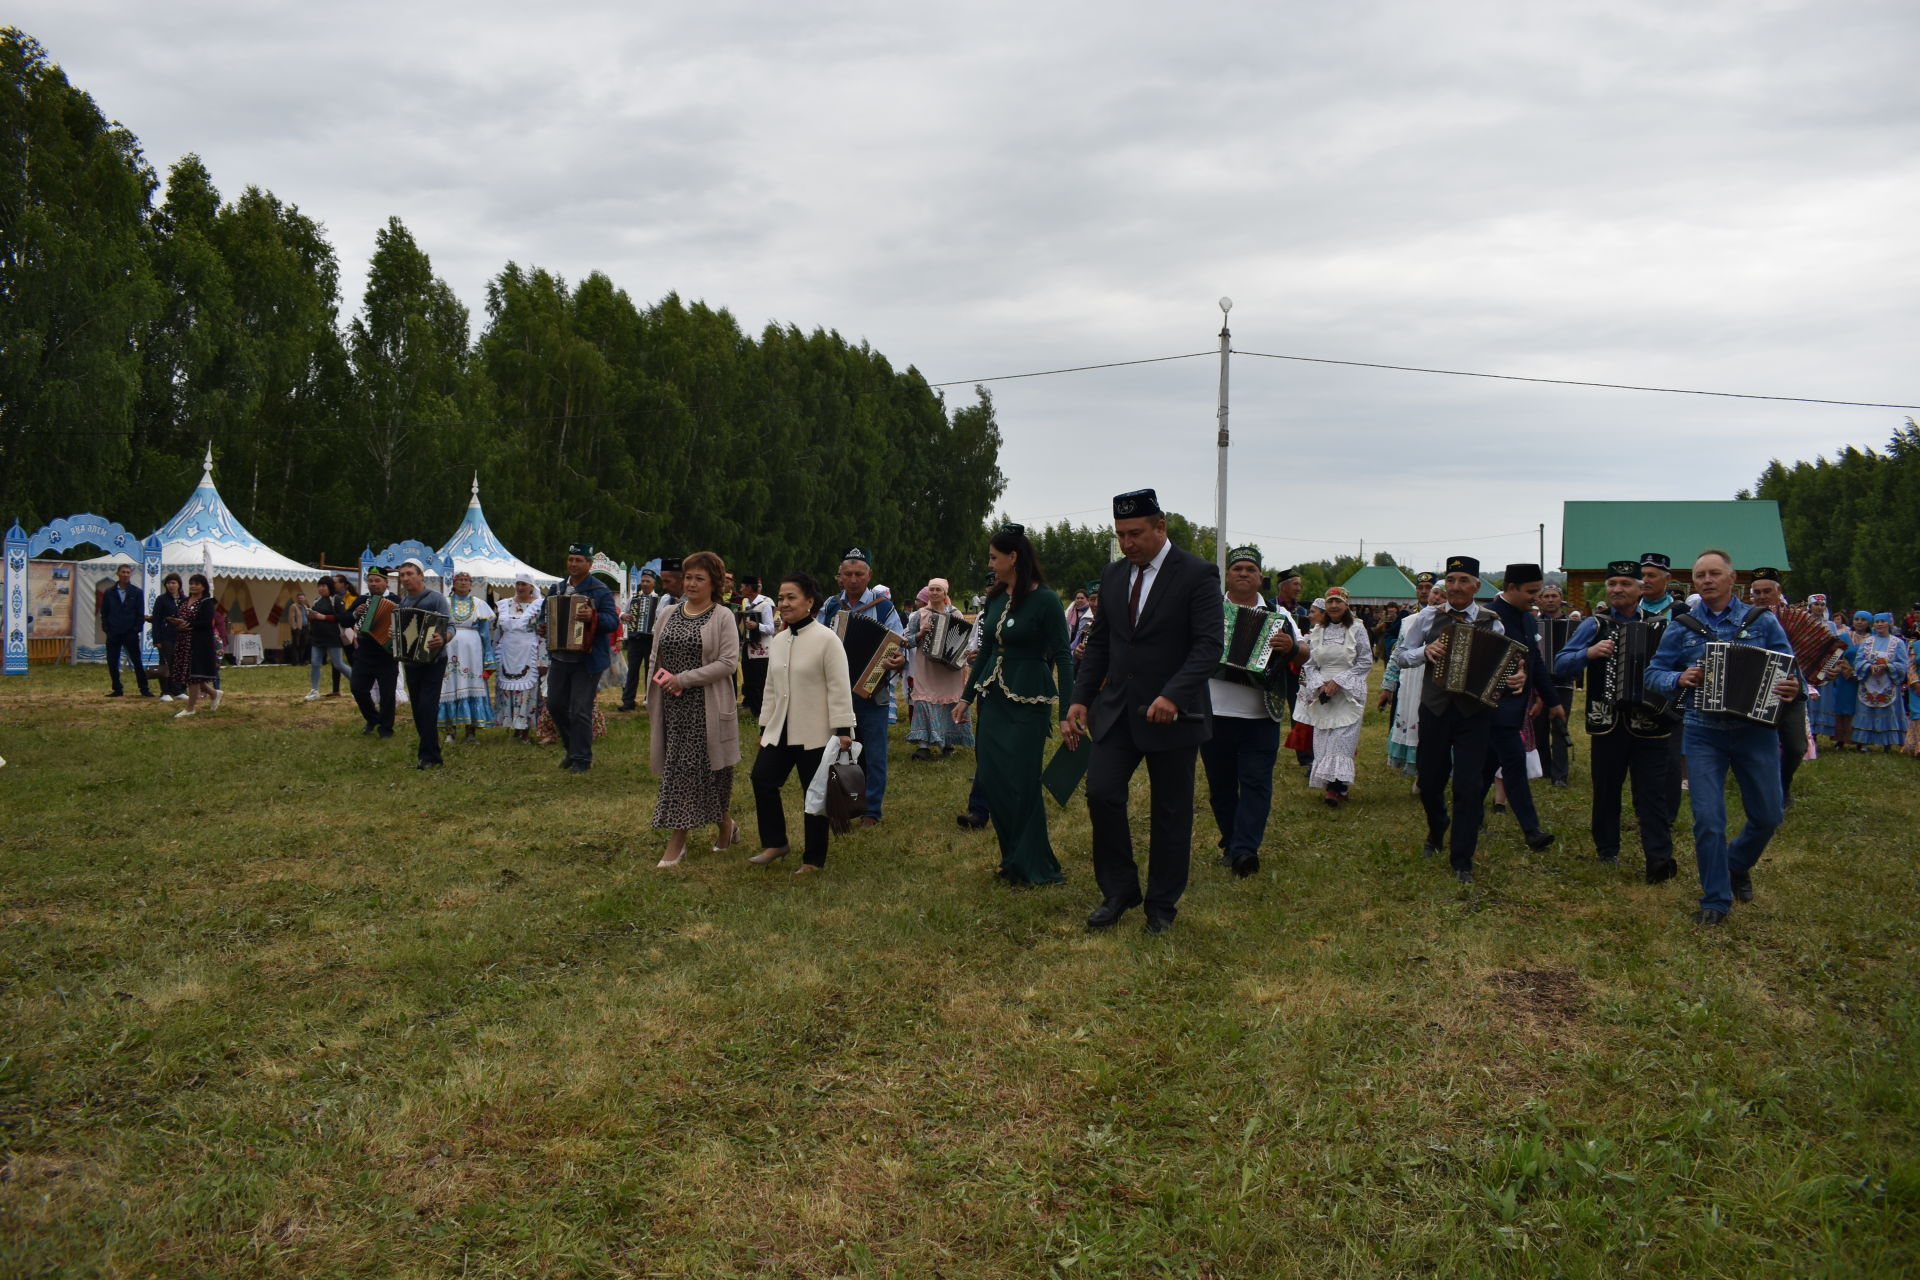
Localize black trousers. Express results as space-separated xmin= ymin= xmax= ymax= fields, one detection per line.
xmin=1483 ymin=721 xmax=1543 ymax=834
xmin=619 ymin=636 xmax=653 ymax=708
xmin=154 ymin=634 xmax=178 ymax=695
xmin=1417 ymin=703 xmax=1494 ymax=874
xmin=404 ymin=660 xmax=445 ymax=764
xmin=1589 ymin=727 xmax=1674 ymax=869
xmin=1532 ymin=686 xmax=1573 ymax=782
xmin=752 ymin=742 xmax=831 ymax=866
xmin=106 ymin=631 xmax=150 ymax=695
xmin=351 ymin=646 xmax=398 ymax=733
xmin=548 ymin=659 xmax=599 ymax=766
xmin=742 ymin=657 xmax=769 ymax=720
xmin=1662 ymin=730 xmax=1686 ymax=824
xmin=1775 ymin=696 xmax=1807 ymax=800
xmin=1086 ymin=719 xmax=1199 ymax=922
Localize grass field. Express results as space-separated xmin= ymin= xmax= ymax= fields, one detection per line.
xmin=2 ymin=662 xmax=1916 ymax=1278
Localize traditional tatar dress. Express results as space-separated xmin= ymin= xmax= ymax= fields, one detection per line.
xmin=1849 ymin=626 xmax=1910 ymax=747
xmin=1294 ymin=617 xmax=1373 ymax=790
xmin=492 ymin=595 xmax=543 ymax=731
xmin=1383 ymin=646 xmax=1423 ymax=775
xmin=437 ymin=592 xmax=497 ymax=732
xmin=1813 ymin=620 xmax=1868 ymax=741
xmin=905 ymin=605 xmax=975 ymax=751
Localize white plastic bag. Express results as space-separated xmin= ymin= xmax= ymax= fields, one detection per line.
xmin=804 ymin=740 xmax=863 ymax=817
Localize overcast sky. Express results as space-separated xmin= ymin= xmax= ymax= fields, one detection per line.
xmin=23 ymin=0 xmax=1918 ymax=571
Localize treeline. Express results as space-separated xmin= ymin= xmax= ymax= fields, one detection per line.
xmin=1743 ymin=418 xmax=1920 ymax=611
xmin=0 ymin=30 xmax=1005 ymax=586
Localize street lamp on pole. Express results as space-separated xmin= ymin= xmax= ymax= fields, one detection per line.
xmin=1215 ymin=297 xmax=1232 ymax=579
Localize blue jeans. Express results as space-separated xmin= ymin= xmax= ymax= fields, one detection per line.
xmin=310 ymin=644 xmax=351 ymax=692
xmin=1200 ymin=714 xmax=1280 ymax=864
xmin=852 ymin=693 xmax=891 ymax=819
xmin=1684 ymin=718 xmax=1784 ymax=913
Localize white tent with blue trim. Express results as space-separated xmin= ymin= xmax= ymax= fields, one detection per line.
xmin=436 ymin=476 xmax=559 ymax=589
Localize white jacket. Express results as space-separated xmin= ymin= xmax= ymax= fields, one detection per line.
xmin=759 ymin=620 xmax=856 ymax=749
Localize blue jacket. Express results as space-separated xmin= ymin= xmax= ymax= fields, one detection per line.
xmin=99 ymin=581 xmax=146 ymax=636
xmin=553 ymin=576 xmax=620 ymax=676
xmin=1645 ymin=600 xmax=1794 ymax=732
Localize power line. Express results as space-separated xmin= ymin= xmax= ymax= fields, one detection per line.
xmin=1227 ymin=527 xmax=1540 ymax=547
xmin=925 ymin=350 xmax=1213 ymax=388
xmin=1230 ymin=349 xmax=1919 ymax=411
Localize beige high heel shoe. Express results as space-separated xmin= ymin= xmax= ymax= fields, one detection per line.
xmin=747 ymin=846 xmax=790 ymax=865
xmin=711 ymin=815 xmax=740 ymax=852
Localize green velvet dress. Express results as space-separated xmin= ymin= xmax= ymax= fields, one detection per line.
xmin=963 ymin=587 xmax=1074 ymax=886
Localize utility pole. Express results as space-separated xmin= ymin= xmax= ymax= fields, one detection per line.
xmin=1539 ymin=523 xmax=1546 ymax=569
xmin=1215 ymin=297 xmax=1232 ymax=578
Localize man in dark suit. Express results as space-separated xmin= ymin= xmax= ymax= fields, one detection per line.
xmin=1481 ymin=563 xmax=1560 ymax=850
xmin=1064 ymin=489 xmax=1223 ymax=935
xmin=99 ymin=563 xmax=152 ymax=698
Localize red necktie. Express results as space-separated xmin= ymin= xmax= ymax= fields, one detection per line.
xmin=1129 ymin=565 xmax=1144 ymax=626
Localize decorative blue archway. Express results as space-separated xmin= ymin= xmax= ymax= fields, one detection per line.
xmin=361 ymin=541 xmax=453 ymax=590
xmin=4 ymin=514 xmax=161 ymax=676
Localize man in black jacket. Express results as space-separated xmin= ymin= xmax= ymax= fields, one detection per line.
xmin=1482 ymin=564 xmax=1560 ymax=850
xmin=1065 ymin=489 xmax=1223 ymax=935
xmin=99 ymin=563 xmax=152 ymax=698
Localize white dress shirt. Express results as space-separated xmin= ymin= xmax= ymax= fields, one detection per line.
xmin=1123 ymin=538 xmax=1174 ymax=621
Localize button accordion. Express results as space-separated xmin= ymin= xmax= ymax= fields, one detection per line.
xmin=392 ymin=607 xmax=452 ymax=664
xmin=1218 ymin=600 xmax=1286 ymax=679
xmin=834 ymin=610 xmax=905 ymax=698
xmin=544 ymin=594 xmax=595 ymax=653
xmin=1698 ymin=642 xmax=1794 ymax=725
xmin=923 ymin=610 xmax=971 ymax=670
xmin=626 ymin=593 xmax=660 ymax=638
xmin=1431 ymin=620 xmax=1528 ymax=708
xmin=1585 ymin=617 xmax=1675 ymax=736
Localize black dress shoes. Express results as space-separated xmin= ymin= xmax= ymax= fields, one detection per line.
xmin=1421 ymin=841 xmax=1441 ymax=859
xmin=955 ymin=811 xmax=989 ymax=830
xmin=1454 ymin=868 xmax=1475 ymax=884
xmin=362 ymin=724 xmax=377 ymax=735
xmin=414 ymin=760 xmax=442 ymax=770
xmin=1085 ymin=896 xmax=1141 ymax=930
xmin=1693 ymin=908 xmax=1728 ymax=926
xmin=1646 ymin=859 xmax=1679 ymax=886
xmin=1522 ymin=828 xmax=1556 ymax=851
xmin=1597 ymin=853 xmax=1619 ymax=865
xmin=1232 ymin=855 xmax=1260 ymax=879
xmin=1144 ymin=916 xmax=1174 ymax=935
xmin=1731 ymin=872 xmax=1754 ymax=903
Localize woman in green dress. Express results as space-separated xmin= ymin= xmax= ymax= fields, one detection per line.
xmin=954 ymin=525 xmax=1074 ymax=886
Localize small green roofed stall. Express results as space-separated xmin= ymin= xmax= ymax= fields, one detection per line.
xmin=1561 ymin=500 xmax=1789 ymax=603
xmin=1337 ymin=565 xmax=1418 ymax=605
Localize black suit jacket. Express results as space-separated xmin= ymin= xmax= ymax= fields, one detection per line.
xmin=1486 ymin=596 xmax=1561 ymax=728
xmin=99 ymin=582 xmax=147 ymax=636
xmin=1070 ymin=543 xmax=1224 ymax=751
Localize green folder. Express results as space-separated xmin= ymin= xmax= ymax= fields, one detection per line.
xmin=1042 ymin=739 xmax=1090 ymax=806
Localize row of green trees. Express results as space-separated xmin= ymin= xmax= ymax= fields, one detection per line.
xmin=0 ymin=30 xmax=1005 ymax=588
xmin=1741 ymin=418 xmax=1920 ymax=611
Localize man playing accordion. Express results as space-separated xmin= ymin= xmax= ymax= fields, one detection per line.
xmin=1644 ymin=549 xmax=1798 ymax=926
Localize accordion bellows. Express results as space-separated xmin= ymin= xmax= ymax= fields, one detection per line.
xmin=1779 ymin=606 xmax=1847 ymax=686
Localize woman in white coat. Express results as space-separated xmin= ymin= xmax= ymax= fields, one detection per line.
xmin=1295 ymin=585 xmax=1374 ymax=807
xmin=749 ymin=571 xmax=856 ymax=873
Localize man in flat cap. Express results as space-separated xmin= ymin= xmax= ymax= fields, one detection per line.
xmin=1552 ymin=560 xmax=1678 ymax=882
xmin=543 ymin=542 xmax=620 ymax=773
xmin=1482 ymin=564 xmax=1560 ymax=851
xmin=1065 ymin=489 xmax=1224 ymax=934
xmin=819 ymin=546 xmax=908 ymax=824
xmin=1392 ymin=555 xmax=1526 ymax=882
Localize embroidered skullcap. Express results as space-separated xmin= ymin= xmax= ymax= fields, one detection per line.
xmin=1309 ymin=598 xmax=1327 ymax=611
xmin=1503 ymin=563 xmax=1543 ymax=586
xmin=841 ymin=546 xmax=871 ymax=565
xmin=1414 ymin=571 xmax=1436 ymax=586
xmin=1227 ymin=546 xmax=1261 ymax=568
xmin=1325 ymin=585 xmax=1349 ymax=601
xmin=1605 ymin=559 xmax=1641 ymax=581
xmin=1639 ymin=552 xmax=1671 ymax=571
xmin=1112 ymin=489 xmax=1162 ymax=519
xmin=659 ymin=557 xmax=682 ymax=573
xmin=1807 ymin=593 xmax=1826 ymax=603
xmin=1275 ymin=566 xmax=1303 ymax=582
xmin=1750 ymin=566 xmax=1783 ymax=584
xmin=568 ymin=542 xmax=594 ymax=558
xmin=1445 ymin=555 xmax=1480 ymax=578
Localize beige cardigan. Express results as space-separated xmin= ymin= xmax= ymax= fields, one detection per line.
xmin=647 ymin=602 xmax=742 ymax=774
xmin=759 ymin=619 xmax=855 ymax=750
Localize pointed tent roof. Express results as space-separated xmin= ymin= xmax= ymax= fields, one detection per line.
xmin=1337 ymin=565 xmax=1418 ymax=603
xmin=146 ymin=447 xmax=318 ymax=581
xmin=437 ymin=476 xmax=560 ymax=588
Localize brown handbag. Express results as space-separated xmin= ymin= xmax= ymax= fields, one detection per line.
xmin=824 ymin=749 xmax=867 ymax=833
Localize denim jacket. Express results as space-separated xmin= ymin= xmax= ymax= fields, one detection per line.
xmin=1645 ymin=600 xmax=1793 ymax=732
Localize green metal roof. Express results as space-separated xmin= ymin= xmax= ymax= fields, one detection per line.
xmin=1560 ymin=501 xmax=1788 ymax=572
xmin=1338 ymin=565 xmax=1417 ymax=599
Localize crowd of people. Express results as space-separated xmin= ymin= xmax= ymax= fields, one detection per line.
xmin=101 ymin=489 xmax=1914 ymax=932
